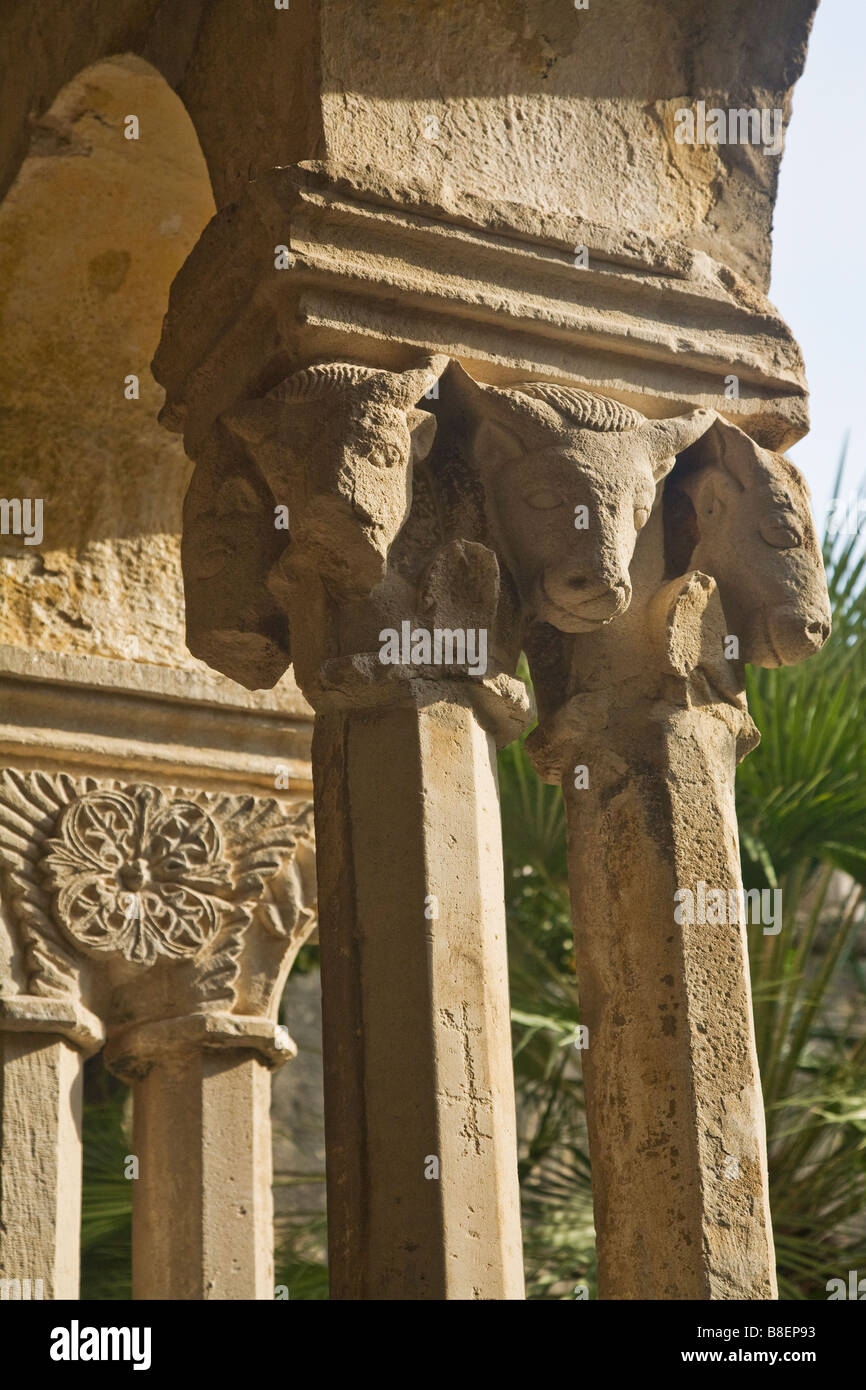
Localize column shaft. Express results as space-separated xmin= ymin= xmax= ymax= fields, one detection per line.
xmin=563 ymin=702 xmax=776 ymax=1299
xmin=0 ymin=1032 xmax=83 ymax=1298
xmin=315 ymin=691 xmax=524 ymax=1299
xmin=131 ymin=1048 xmax=274 ymax=1300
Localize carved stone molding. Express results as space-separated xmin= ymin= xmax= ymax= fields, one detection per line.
xmin=0 ymin=642 xmax=313 ymax=795
xmin=0 ymin=770 xmax=316 ymax=1066
xmin=152 ymin=166 xmax=810 ymax=454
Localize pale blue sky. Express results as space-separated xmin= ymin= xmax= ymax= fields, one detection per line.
xmin=770 ymin=0 xmax=865 ymax=529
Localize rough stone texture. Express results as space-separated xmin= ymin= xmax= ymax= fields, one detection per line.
xmin=0 ymin=644 xmax=313 ymax=796
xmin=156 ymin=141 xmax=827 ymax=1292
xmin=529 ymin=575 xmax=776 ymax=1297
xmin=526 ymin=417 xmax=830 ymax=1296
xmin=206 ymin=351 xmax=530 ymax=1298
xmin=0 ymin=57 xmax=214 ymax=669
xmin=152 ymin=164 xmax=810 ymax=453
xmin=668 ymin=420 xmax=831 ymax=665
xmin=1 ymin=1 xmax=818 ymax=292
xmin=315 ymin=697 xmax=524 ymax=1299
xmin=0 ymin=1031 xmax=84 ymax=1299
xmin=444 ymin=365 xmax=715 ymax=631
xmin=0 ymin=0 xmax=830 ymax=1304
xmin=0 ymin=761 xmax=317 ymax=1299
xmin=131 ymin=1047 xmax=274 ymax=1300
xmin=0 ymin=768 xmax=317 ymax=1068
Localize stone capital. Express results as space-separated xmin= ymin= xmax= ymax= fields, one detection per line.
xmin=104 ymin=1010 xmax=297 ymax=1082
xmin=175 ymin=342 xmax=747 ymax=757
xmin=0 ymin=770 xmax=317 ymax=1057
xmin=0 ymin=993 xmax=104 ymax=1057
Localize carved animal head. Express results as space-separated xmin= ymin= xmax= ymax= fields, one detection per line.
xmin=224 ymin=357 xmax=446 ymax=597
xmin=669 ymin=420 xmax=831 ymax=666
xmin=445 ymin=364 xmax=715 ymax=633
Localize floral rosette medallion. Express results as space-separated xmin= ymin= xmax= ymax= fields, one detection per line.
xmin=40 ymin=786 xmax=233 ymax=966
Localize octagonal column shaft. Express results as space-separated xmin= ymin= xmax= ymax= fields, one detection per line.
xmin=529 ymin=571 xmax=779 ymax=1300
xmin=106 ymin=1015 xmax=293 ymax=1302
xmin=314 ymin=690 xmax=524 ymax=1300
xmin=0 ymin=1036 xmax=81 ymax=1299
xmin=129 ymin=1049 xmax=274 ymax=1300
xmin=561 ymin=702 xmax=776 ymax=1299
xmin=0 ymin=998 xmax=102 ymax=1300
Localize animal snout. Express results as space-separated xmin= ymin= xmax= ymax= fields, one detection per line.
xmin=767 ymin=605 xmax=831 ymax=664
xmin=547 ymin=569 xmax=632 ymax=623
xmin=806 ymin=617 xmax=831 ymax=646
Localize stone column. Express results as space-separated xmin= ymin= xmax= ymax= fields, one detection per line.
xmin=147 ymin=0 xmax=824 ymax=1290
xmin=0 ymin=996 xmax=102 ymax=1299
xmin=530 ymin=580 xmax=772 ymax=1298
xmin=527 ymin=418 xmax=831 ymax=1298
xmin=106 ymin=1015 xmax=287 ymax=1301
xmin=194 ymin=359 xmax=530 ymax=1299
xmin=314 ymin=684 xmax=525 ymax=1299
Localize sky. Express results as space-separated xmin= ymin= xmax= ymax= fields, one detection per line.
xmin=769 ymin=0 xmax=866 ymax=530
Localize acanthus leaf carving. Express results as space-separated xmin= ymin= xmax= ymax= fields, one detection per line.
xmin=0 ymin=768 xmax=85 ymax=998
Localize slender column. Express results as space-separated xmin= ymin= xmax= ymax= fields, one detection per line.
xmin=191 ymin=357 xmax=531 ymax=1298
xmin=105 ymin=1016 xmax=284 ymax=1301
xmin=523 ymin=410 xmax=833 ymax=1299
xmin=529 ymin=570 xmax=776 ymax=1298
xmin=315 ymin=687 xmax=524 ymax=1299
xmin=0 ymin=997 xmax=102 ymax=1299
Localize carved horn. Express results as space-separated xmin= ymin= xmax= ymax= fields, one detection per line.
xmin=267 ymin=355 xmax=448 ymax=407
xmin=442 ymin=361 xmax=561 ymax=438
xmin=387 ymin=355 xmax=450 ymax=407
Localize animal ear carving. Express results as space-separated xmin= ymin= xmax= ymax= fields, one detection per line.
xmin=406 ymin=408 xmax=438 ymax=462
xmin=474 ymin=418 xmax=526 ymax=466
xmin=638 ymin=408 xmax=717 ymax=478
xmin=710 ymin=421 xmax=762 ymax=490
xmin=675 ymin=416 xmax=767 ymax=492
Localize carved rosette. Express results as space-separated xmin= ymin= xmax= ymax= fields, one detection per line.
xmin=41 ymin=787 xmax=231 ymax=967
xmin=0 ymin=770 xmax=317 ymax=1063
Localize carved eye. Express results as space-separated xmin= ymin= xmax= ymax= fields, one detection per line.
xmin=760 ymin=519 xmax=802 ymax=548
xmin=634 ymin=506 xmax=651 ymax=530
xmin=368 ymin=443 xmax=401 ymax=469
xmin=523 ymin=488 xmax=564 ymax=510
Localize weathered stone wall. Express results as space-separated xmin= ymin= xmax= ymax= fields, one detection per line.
xmin=1 ymin=2 xmax=817 ymax=287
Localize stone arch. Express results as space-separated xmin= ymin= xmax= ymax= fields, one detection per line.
xmin=0 ymin=3 xmax=324 ymax=216
xmin=0 ymin=53 xmax=216 ymax=667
